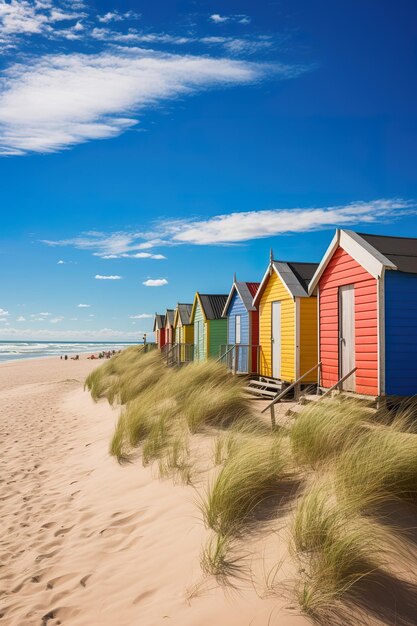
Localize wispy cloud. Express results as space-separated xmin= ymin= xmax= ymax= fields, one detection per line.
xmin=98 ymin=252 xmax=166 ymax=259
xmin=0 ymin=308 xmax=9 ymax=316
xmin=0 ymin=0 xmax=86 ymax=42
xmin=16 ymin=315 xmax=25 ymax=321
xmin=77 ymin=303 xmax=90 ymax=307
xmin=143 ymin=278 xmax=168 ymax=287
xmin=0 ymin=49 xmax=279 ymax=155
xmin=97 ymin=10 xmax=140 ymax=24
xmin=166 ymin=199 xmax=417 ymax=245
xmin=95 ymin=274 xmax=122 ymax=280
xmin=41 ymin=199 xmax=417 ymax=253
xmin=210 ymin=14 xmax=251 ymax=25
xmin=50 ymin=316 xmax=64 ymax=323
xmin=129 ymin=313 xmax=153 ymax=319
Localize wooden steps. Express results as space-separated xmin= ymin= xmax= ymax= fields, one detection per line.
xmin=245 ymin=377 xmax=283 ymax=399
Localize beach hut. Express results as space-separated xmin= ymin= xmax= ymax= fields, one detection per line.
xmin=309 ymin=229 xmax=417 ymax=397
xmin=190 ymin=293 xmax=228 ymax=361
xmin=253 ymin=253 xmax=319 ymax=383
xmin=153 ymin=313 xmax=166 ymax=349
xmin=164 ymin=309 xmax=175 ymax=348
xmin=173 ymin=303 xmax=194 ymax=363
xmin=221 ymin=278 xmax=260 ymax=374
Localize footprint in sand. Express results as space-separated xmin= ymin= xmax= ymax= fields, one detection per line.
xmin=36 ymin=549 xmax=60 ymax=562
xmin=79 ymin=574 xmax=92 ymax=588
xmin=46 ymin=573 xmax=77 ymax=590
xmin=132 ymin=589 xmax=156 ymax=605
xmin=53 ymin=525 xmax=74 ymax=537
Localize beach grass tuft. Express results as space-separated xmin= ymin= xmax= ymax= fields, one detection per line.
xmin=202 ymin=433 xmax=293 ymax=536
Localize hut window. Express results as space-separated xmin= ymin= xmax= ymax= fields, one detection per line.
xmin=235 ymin=315 xmax=241 ymax=344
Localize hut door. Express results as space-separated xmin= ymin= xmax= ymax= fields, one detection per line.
xmin=271 ymin=301 xmax=281 ymax=379
xmin=339 ymin=285 xmax=355 ymax=391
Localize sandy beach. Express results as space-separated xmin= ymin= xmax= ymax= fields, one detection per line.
xmin=0 ymin=356 xmax=309 ymax=626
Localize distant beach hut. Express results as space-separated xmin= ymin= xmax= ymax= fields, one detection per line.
xmin=253 ymin=252 xmax=319 ymax=383
xmin=190 ymin=293 xmax=228 ymax=361
xmin=164 ymin=309 xmax=175 ymax=348
xmin=153 ymin=313 xmax=166 ymax=349
xmin=309 ymin=229 xmax=417 ymax=397
xmin=173 ymin=303 xmax=194 ymax=363
xmin=221 ymin=277 xmax=260 ymax=374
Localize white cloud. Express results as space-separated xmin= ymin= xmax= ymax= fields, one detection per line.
xmin=210 ymin=14 xmax=251 ymax=24
xmin=0 ymin=308 xmax=9 ymax=317
xmin=98 ymin=252 xmax=166 ymax=259
xmin=210 ymin=14 xmax=229 ymax=23
xmin=77 ymin=303 xmax=90 ymax=307
xmin=57 ymin=259 xmax=65 ymax=264
xmin=39 ymin=311 xmax=50 ymax=316
xmin=142 ymin=278 xmax=168 ymax=287
xmin=42 ymin=199 xmax=416 ymax=255
xmin=95 ymin=274 xmax=122 ymax=280
xmin=0 ymin=0 xmax=85 ymax=41
xmin=168 ymin=199 xmax=417 ymax=245
xmin=16 ymin=315 xmax=25 ymax=321
xmin=129 ymin=313 xmax=153 ymax=319
xmin=97 ymin=10 xmax=139 ymax=24
xmin=0 ymin=49 xmax=276 ymax=155
xmin=50 ymin=316 xmax=64 ymax=323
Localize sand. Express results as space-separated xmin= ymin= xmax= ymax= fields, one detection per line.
xmin=0 ymin=356 xmax=310 ymax=626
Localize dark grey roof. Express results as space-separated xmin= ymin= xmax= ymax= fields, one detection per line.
xmin=223 ymin=281 xmax=260 ymax=316
xmin=357 ymin=232 xmax=417 ymax=275
xmin=153 ymin=314 xmax=165 ymax=331
xmin=165 ymin=309 xmax=175 ymax=327
xmin=199 ymin=294 xmax=228 ymax=320
xmin=236 ymin=281 xmax=258 ymax=311
xmin=177 ymin=303 xmax=193 ymax=325
xmin=273 ymin=261 xmax=319 ymax=296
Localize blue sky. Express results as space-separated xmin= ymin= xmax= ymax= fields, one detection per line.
xmin=0 ymin=0 xmax=416 ymax=340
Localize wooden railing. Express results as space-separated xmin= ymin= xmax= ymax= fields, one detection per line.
xmin=218 ymin=344 xmax=260 ymax=374
xmin=165 ymin=343 xmax=194 ymax=366
xmin=318 ymin=367 xmax=357 ymax=400
xmin=261 ymin=362 xmax=321 ymax=428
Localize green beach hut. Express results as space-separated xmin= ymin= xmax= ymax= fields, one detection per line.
xmin=190 ymin=292 xmax=228 ymax=361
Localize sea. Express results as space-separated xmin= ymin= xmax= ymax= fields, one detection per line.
xmin=0 ymin=341 xmax=139 ymax=363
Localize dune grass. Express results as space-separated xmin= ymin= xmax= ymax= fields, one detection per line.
xmin=200 ymin=532 xmax=243 ymax=583
xmin=292 ymin=481 xmax=395 ymax=618
xmin=289 ymin=397 xmax=370 ymax=468
xmin=85 ymin=346 xmax=164 ymax=405
xmin=335 ymin=427 xmax=417 ymax=510
xmin=202 ymin=433 xmax=294 ymax=536
xmin=88 ymin=349 xmax=417 ymax=618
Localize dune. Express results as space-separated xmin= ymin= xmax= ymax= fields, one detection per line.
xmin=0 ymin=356 xmax=309 ymax=626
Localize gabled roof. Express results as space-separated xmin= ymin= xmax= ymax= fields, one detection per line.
xmin=308 ymin=229 xmax=402 ymax=294
xmin=253 ymin=260 xmax=319 ymax=305
xmin=153 ymin=314 xmax=165 ymax=331
xmin=358 ymin=232 xmax=417 ymax=275
xmin=173 ymin=303 xmax=193 ymax=327
xmin=222 ymin=281 xmax=260 ymax=317
xmin=164 ymin=309 xmax=175 ymax=328
xmin=190 ymin=293 xmax=228 ymax=322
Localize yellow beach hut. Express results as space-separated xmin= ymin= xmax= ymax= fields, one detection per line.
xmin=252 ymin=253 xmax=319 ymax=383
xmin=173 ymin=303 xmax=194 ymax=363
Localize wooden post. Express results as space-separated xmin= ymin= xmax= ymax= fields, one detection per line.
xmin=270 ymin=404 xmax=276 ymax=430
